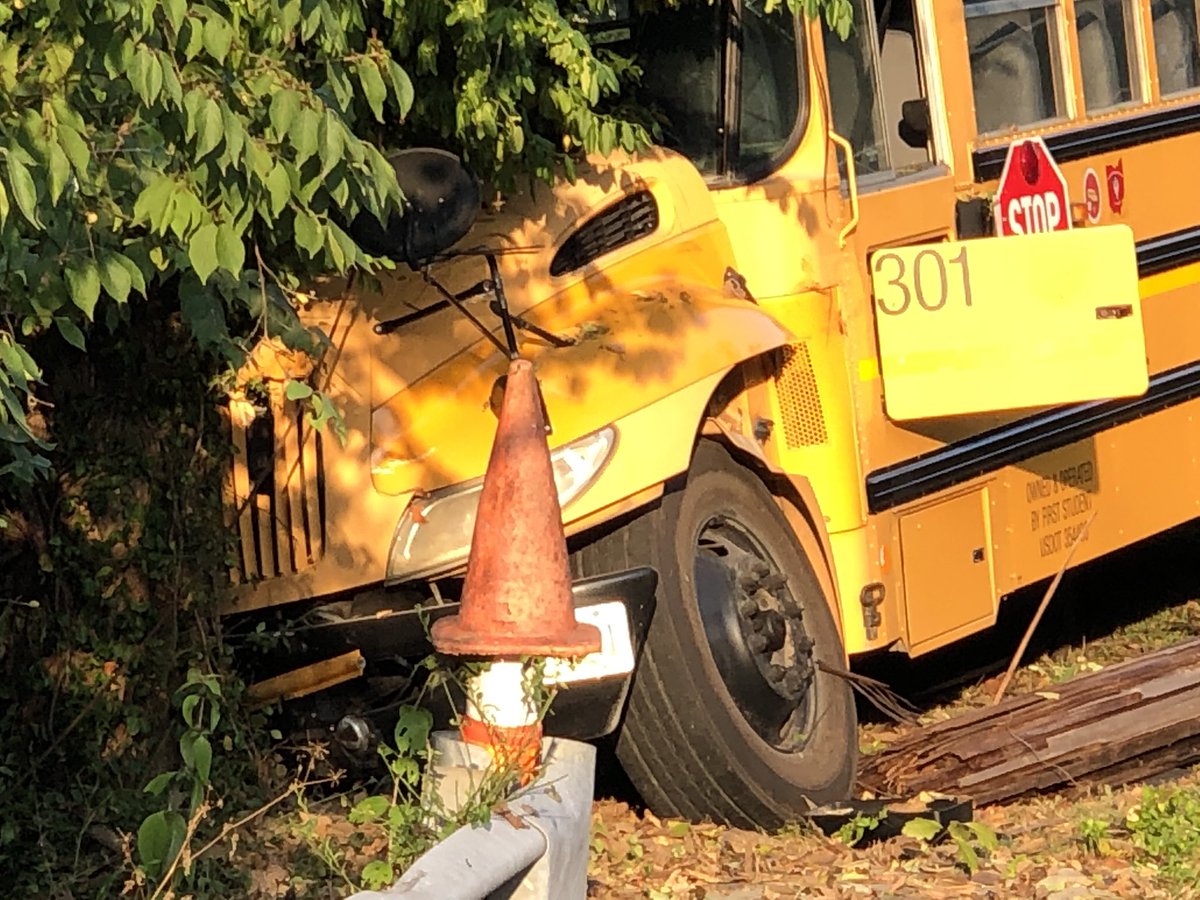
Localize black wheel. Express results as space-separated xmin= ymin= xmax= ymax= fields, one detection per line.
xmin=572 ymin=440 xmax=856 ymax=829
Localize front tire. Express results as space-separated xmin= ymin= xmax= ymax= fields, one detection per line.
xmin=572 ymin=441 xmax=856 ymax=829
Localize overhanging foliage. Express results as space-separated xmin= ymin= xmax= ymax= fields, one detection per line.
xmin=0 ymin=0 xmax=661 ymax=485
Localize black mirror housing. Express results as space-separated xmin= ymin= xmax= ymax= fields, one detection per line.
xmin=349 ymin=148 xmax=481 ymax=266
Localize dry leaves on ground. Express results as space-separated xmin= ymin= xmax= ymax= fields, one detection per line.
xmin=589 ymin=778 xmax=1200 ymax=899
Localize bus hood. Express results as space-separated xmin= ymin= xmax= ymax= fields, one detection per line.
xmin=358 ymin=150 xmax=791 ymax=498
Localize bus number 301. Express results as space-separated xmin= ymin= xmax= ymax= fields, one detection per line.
xmin=873 ymin=247 xmax=973 ymax=315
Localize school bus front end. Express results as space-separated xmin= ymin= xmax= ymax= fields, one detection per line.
xmin=219 ymin=147 xmax=806 ymax=758
xmin=368 ymin=160 xmax=796 ymax=593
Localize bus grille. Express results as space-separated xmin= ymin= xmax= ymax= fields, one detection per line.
xmin=549 ymin=191 xmax=659 ymax=276
xmin=224 ymin=389 xmax=325 ymax=582
xmin=775 ymin=343 xmax=828 ymax=448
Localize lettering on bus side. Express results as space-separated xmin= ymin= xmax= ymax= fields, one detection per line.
xmin=873 ymin=247 xmax=974 ymax=316
xmin=1024 ymin=460 xmax=1097 ymax=558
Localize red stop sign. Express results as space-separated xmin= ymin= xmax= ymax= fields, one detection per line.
xmin=993 ymin=136 xmax=1072 ymax=237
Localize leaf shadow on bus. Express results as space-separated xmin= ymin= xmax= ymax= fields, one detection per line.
xmin=732 ymin=171 xmax=827 ymax=236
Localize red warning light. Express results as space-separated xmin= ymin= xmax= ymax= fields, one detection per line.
xmin=1020 ymin=141 xmax=1040 ymax=185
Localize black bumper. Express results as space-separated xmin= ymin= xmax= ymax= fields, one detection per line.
xmin=421 ymin=566 xmax=659 ymax=741
xmin=275 ymin=566 xmax=658 ymax=742
xmin=542 ymin=566 xmax=658 ymax=740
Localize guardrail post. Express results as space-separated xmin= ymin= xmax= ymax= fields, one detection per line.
xmin=351 ymin=733 xmax=595 ymax=900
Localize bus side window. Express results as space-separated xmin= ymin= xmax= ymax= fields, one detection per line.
xmin=1075 ymin=0 xmax=1140 ymax=110
xmin=1153 ymin=0 xmax=1200 ymax=95
xmin=736 ymin=0 xmax=802 ymax=173
xmin=822 ymin=0 xmax=935 ymax=178
xmin=965 ymin=0 xmax=1066 ymax=134
xmin=824 ymin=0 xmax=890 ymax=174
xmin=634 ymin=2 xmax=726 ymax=176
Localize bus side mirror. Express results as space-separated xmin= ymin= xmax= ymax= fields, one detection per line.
xmin=348 ymin=148 xmax=481 ymax=267
xmin=898 ymin=98 xmax=931 ymax=150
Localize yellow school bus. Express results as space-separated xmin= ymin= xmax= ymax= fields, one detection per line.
xmin=220 ymin=0 xmax=1199 ymax=828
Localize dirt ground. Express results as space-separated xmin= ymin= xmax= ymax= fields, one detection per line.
xmin=587 ymin=578 xmax=1200 ymax=899
xmin=588 ymin=780 xmax=1197 ymax=899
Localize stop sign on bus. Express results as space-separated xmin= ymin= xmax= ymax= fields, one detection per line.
xmin=993 ymin=136 xmax=1072 ymax=237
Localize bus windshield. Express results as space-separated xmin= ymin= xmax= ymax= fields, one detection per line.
xmin=587 ymin=0 xmax=803 ymax=179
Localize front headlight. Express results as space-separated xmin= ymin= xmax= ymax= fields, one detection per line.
xmin=385 ymin=425 xmax=617 ymax=584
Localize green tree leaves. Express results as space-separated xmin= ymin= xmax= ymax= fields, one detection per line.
xmin=0 ymin=0 xmax=418 ymax=481
xmin=202 ymin=10 xmax=234 ymax=63
xmin=99 ymin=253 xmax=134 ymax=304
xmin=189 ymin=223 xmax=220 ymax=284
xmin=357 ymin=59 xmax=389 ymax=122
xmin=180 ymin=277 xmax=228 ymax=350
xmin=0 ymin=0 xmax=850 ymax=486
xmin=195 ymin=97 xmax=225 ymax=159
xmin=294 ymin=209 xmax=324 ymax=258
xmin=216 ymin=223 xmax=245 ymax=276
xmin=375 ymin=0 xmax=655 ymax=185
xmin=269 ymin=90 xmax=303 ymax=139
xmin=137 ymin=810 xmax=187 ymax=881
xmin=5 ymin=154 xmax=37 ymax=226
xmin=66 ymin=260 xmax=101 ymax=319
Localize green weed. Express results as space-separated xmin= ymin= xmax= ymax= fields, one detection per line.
xmin=1077 ymin=816 xmax=1113 ymax=855
xmin=834 ymin=811 xmax=883 ymax=847
xmin=1126 ymin=786 xmax=1200 ymax=886
xmin=901 ymin=816 xmax=999 ymax=874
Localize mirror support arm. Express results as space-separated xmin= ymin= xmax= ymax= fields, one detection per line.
xmin=422 ymin=270 xmax=511 ymax=357
xmin=486 ymin=253 xmax=520 ymax=359
xmin=372 ymin=278 xmax=494 ymax=335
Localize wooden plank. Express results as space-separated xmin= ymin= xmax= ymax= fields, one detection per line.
xmin=246 ymin=650 xmax=365 ymax=707
xmin=218 ymin=408 xmax=241 ymax=584
xmin=229 ymin=414 xmax=259 ymax=579
xmin=284 ymin=404 xmax=311 ymax=568
xmin=255 ymin=493 xmax=276 ymax=578
xmin=859 ymin=637 xmax=1200 ymax=805
xmin=275 ymin=394 xmax=308 ymax=570
xmin=268 ymin=385 xmax=293 ymax=573
xmin=300 ymin=417 xmax=323 ymax=561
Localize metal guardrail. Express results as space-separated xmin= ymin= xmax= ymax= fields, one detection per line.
xmin=350 ymin=735 xmax=596 ymax=900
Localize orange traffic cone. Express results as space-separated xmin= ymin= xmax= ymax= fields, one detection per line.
xmin=430 ymin=358 xmax=601 ymax=783
xmin=431 ymin=358 xmax=601 ymax=659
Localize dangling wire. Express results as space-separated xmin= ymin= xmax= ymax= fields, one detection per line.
xmin=817 ymin=659 xmax=921 ymax=724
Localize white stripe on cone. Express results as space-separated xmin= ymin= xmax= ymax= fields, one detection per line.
xmin=464 ymin=661 xmax=539 ymax=729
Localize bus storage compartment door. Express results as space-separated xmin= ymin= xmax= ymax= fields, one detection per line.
xmin=869 ymin=224 xmax=1148 ymax=421
xmin=900 ymin=487 xmax=996 ymax=655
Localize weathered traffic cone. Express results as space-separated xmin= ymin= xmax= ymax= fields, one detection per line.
xmin=431 ymin=358 xmax=601 ymax=782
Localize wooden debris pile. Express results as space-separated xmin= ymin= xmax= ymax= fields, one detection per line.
xmin=859 ymin=637 xmax=1200 ymax=806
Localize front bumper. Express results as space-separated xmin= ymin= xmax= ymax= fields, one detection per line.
xmin=275 ymin=566 xmax=658 ymax=742
xmin=541 ymin=566 xmax=658 ymax=741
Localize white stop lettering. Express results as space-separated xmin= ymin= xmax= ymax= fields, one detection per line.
xmin=1006 ymin=192 xmax=1062 ymax=234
